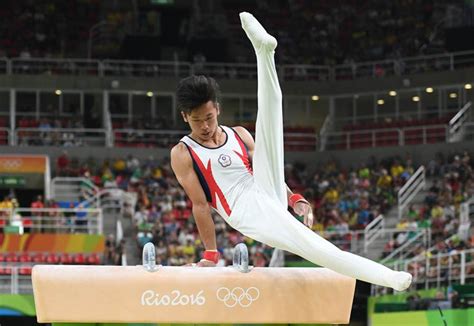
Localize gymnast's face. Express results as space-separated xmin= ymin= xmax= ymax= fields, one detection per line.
xmin=182 ymin=100 xmax=220 ymax=141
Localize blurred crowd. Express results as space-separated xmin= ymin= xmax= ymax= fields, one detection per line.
xmin=0 ymin=0 xmax=471 ymax=66
xmin=385 ymin=151 xmax=474 ymax=256
xmin=247 ymin=0 xmax=467 ymax=66
xmin=380 ymin=151 xmax=474 ymax=287
xmin=17 ymin=117 xmax=86 ymax=147
xmin=0 ymin=0 xmax=99 ymax=58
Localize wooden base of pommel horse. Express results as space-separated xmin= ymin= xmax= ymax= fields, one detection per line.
xmin=32 ymin=265 xmax=356 ymax=324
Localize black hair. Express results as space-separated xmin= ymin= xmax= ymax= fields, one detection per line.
xmin=176 ymin=75 xmax=220 ymax=113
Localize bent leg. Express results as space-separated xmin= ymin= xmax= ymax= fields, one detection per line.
xmin=240 ymin=12 xmax=287 ymax=208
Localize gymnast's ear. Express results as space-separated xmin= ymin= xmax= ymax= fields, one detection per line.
xmin=216 ymin=102 xmax=220 ymax=116
xmin=181 ymin=111 xmax=188 ymax=123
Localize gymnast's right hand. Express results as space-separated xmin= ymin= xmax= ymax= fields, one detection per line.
xmin=197 ymin=259 xmax=217 ymax=267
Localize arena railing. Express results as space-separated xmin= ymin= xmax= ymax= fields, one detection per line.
xmin=0 ymin=127 xmax=11 ymax=145
xmin=78 ymin=187 xmax=137 ymax=214
xmin=10 ymin=58 xmax=100 ymax=76
xmin=2 ymin=49 xmax=474 ymax=81
xmin=51 ymin=177 xmax=99 ymax=203
xmin=279 ymin=64 xmax=331 ymax=81
xmin=317 ymin=230 xmax=365 ymax=253
xmin=458 ymin=196 xmax=474 ymax=241
xmin=51 ymin=175 xmax=137 ymax=219
xmin=463 ymin=122 xmax=474 ymax=141
xmin=318 ymin=115 xmax=332 ymax=151
xmin=402 ymin=196 xmax=473 ymax=261
xmin=448 ymin=101 xmax=472 ymax=142
xmin=398 ymin=166 xmax=426 ymax=220
xmin=103 ymin=103 xmax=114 ymax=147
xmin=310 ymin=225 xmax=423 ymax=261
xmin=0 ymin=267 xmax=31 ymax=294
xmin=101 ymin=59 xmax=192 ymax=78
xmin=0 ymin=207 xmax=103 ymax=234
xmin=380 ymin=228 xmax=431 ymax=264
xmin=334 ymin=50 xmax=474 ymax=80
xmin=113 ymin=128 xmax=318 ymax=151
xmin=364 ymin=215 xmax=385 ymax=254
xmin=324 ymin=125 xmax=447 ymax=150
xmin=14 ymin=128 xmax=108 ymax=147
xmin=314 ymin=215 xmax=385 ymax=257
xmin=191 ymin=62 xmax=258 ymax=80
xmin=114 ymin=128 xmax=188 ymax=148
xmin=372 ymin=248 xmax=474 ymax=296
xmin=333 ymin=108 xmax=460 ymax=127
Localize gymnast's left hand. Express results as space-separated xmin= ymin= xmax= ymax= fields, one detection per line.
xmin=293 ymin=201 xmax=314 ymax=228
xmin=184 ymin=259 xmax=216 ymax=267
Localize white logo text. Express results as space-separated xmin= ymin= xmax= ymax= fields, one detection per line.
xmin=141 ymin=290 xmax=205 ymax=306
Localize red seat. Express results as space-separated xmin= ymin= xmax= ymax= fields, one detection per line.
xmin=33 ymin=253 xmax=45 ymax=263
xmin=74 ymin=253 xmax=85 ymax=264
xmin=60 ymin=253 xmax=73 ymax=264
xmin=0 ymin=267 xmax=12 ymax=275
xmin=46 ymin=253 xmax=59 ymax=264
xmin=87 ymin=254 xmax=101 ymax=265
xmin=19 ymin=252 xmax=31 ymax=263
xmin=19 ymin=266 xmax=33 ymax=275
xmin=5 ymin=253 xmax=18 ymax=263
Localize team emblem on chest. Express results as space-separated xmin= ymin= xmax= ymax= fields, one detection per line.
xmin=218 ymin=154 xmax=232 ymax=168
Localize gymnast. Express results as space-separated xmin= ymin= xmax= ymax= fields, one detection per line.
xmin=170 ymin=12 xmax=412 ymax=291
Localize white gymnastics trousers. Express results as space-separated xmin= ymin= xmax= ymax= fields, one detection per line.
xmin=228 ymin=13 xmax=412 ymax=291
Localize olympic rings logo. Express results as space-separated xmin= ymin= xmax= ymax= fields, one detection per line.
xmin=0 ymin=159 xmax=22 ymax=169
xmin=216 ymin=287 xmax=260 ymax=308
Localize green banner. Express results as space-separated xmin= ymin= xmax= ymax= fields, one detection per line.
xmin=0 ymin=174 xmax=43 ymax=189
xmin=0 ymin=176 xmax=26 ymax=188
xmin=0 ymin=294 xmax=36 ymax=316
xmin=372 ymin=308 xmax=474 ymax=325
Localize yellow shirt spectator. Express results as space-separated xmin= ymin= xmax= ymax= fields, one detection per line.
xmin=0 ymin=199 xmax=13 ymax=209
xmin=312 ymin=222 xmax=324 ymax=233
xmin=324 ymin=188 xmax=339 ymax=204
xmin=113 ymin=159 xmax=126 ymax=172
xmin=390 ymin=164 xmax=404 ymax=178
xmin=153 ymin=167 xmax=163 ymax=179
xmin=431 ymin=205 xmax=444 ymax=219
xmin=182 ymin=244 xmax=196 ymax=257
xmin=396 ymin=219 xmax=409 ymax=230
xmin=377 ymin=174 xmax=392 ymax=188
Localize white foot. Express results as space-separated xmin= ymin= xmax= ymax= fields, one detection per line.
xmin=392 ymin=271 xmax=412 ymax=291
xmin=239 ymin=12 xmax=277 ymax=52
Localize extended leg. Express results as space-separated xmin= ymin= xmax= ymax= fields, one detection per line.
xmin=240 ymin=12 xmax=287 ymax=208
xmin=232 ymin=190 xmax=412 ymax=291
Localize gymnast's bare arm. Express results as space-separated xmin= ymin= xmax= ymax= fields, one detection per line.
xmin=233 ymin=126 xmax=314 ymax=227
xmin=170 ymin=142 xmax=217 ymax=266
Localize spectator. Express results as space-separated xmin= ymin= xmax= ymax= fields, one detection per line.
xmin=56 ymin=150 xmax=70 ymax=176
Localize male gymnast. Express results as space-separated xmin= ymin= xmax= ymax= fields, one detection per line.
xmin=170 ymin=12 xmax=412 ymax=291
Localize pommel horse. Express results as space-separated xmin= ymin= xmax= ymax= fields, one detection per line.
xmin=32 ymin=243 xmax=356 ymax=324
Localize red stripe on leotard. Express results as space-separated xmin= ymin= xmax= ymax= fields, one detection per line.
xmin=187 ymin=146 xmax=232 ymax=216
xmin=233 ymin=132 xmax=253 ymax=175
